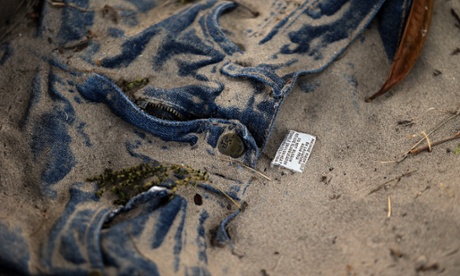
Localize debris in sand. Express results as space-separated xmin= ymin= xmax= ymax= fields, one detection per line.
xmin=387 ymin=196 xmax=391 ymax=218
xmin=368 ymin=170 xmax=417 ymax=195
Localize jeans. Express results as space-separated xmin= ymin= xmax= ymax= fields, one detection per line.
xmin=0 ymin=0 xmax=410 ymax=274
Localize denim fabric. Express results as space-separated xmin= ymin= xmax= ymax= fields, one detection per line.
xmin=0 ymin=0 xmax=411 ymax=274
xmin=57 ymin=0 xmax=411 ymax=166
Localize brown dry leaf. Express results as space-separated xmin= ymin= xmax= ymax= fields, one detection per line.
xmin=366 ymin=0 xmax=435 ymax=102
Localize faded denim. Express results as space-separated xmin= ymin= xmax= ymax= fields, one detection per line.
xmin=0 ymin=0 xmax=411 ymax=274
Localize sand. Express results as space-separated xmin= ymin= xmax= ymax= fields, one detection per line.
xmin=1 ymin=0 xmax=459 ymax=275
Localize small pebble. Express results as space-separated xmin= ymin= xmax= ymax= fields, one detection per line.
xmin=415 ymin=255 xmax=428 ymax=270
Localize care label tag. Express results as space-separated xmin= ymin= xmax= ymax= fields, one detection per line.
xmin=271 ymin=130 xmax=316 ymax=173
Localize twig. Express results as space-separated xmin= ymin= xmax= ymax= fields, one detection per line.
xmin=368 ymin=170 xmax=417 ymax=195
xmin=444 ymin=248 xmax=459 ymax=257
xmin=388 ymin=108 xmax=460 ymax=163
xmin=55 ymin=36 xmax=92 ymax=52
xmin=0 ymin=19 xmax=22 ymax=43
xmin=216 ymin=156 xmax=271 ymax=181
xmin=208 ymin=182 xmax=241 ymax=209
xmin=272 ymin=256 xmax=283 ymax=272
xmin=15 ymin=0 xmax=27 ymax=13
xmin=0 ymin=0 xmax=28 ymax=42
xmin=409 ymin=108 xmax=460 ymax=152
xmin=410 ymin=131 xmax=460 ymax=155
xmin=420 ymin=131 xmax=432 ymax=152
xmin=47 ymin=0 xmax=92 ymax=11
xmin=159 ymin=0 xmax=173 ymax=8
xmin=387 ymin=196 xmax=392 ymax=218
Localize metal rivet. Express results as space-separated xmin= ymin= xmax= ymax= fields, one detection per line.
xmin=218 ymin=133 xmax=245 ymax=158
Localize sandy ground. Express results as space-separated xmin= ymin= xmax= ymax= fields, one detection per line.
xmin=222 ymin=1 xmax=460 ymax=274
xmin=1 ymin=0 xmax=459 ymax=275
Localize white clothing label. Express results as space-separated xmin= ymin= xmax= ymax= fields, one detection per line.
xmin=271 ymin=130 xmax=316 ymax=173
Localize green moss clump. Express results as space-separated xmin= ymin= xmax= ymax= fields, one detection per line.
xmin=86 ymin=162 xmax=209 ymax=205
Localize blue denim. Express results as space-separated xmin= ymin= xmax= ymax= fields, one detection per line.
xmin=75 ymin=0 xmax=412 ymax=166
xmin=0 ymin=0 xmax=411 ymax=274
